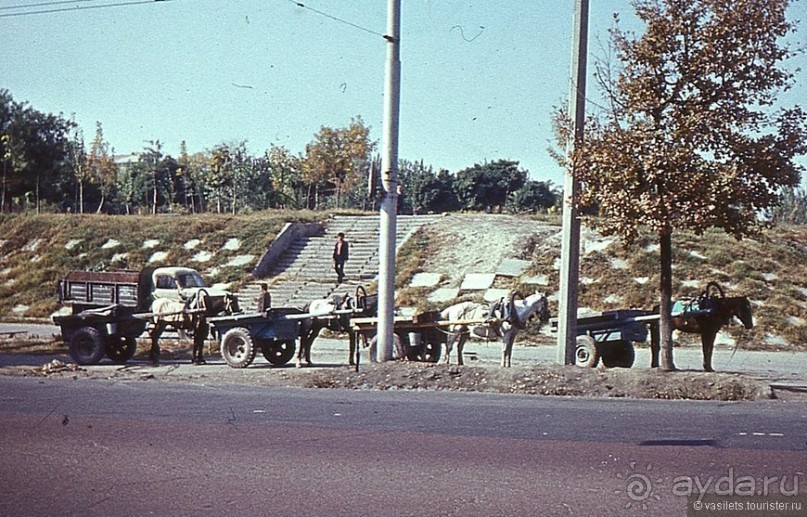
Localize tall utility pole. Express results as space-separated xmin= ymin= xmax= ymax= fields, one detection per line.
xmin=556 ymin=0 xmax=589 ymax=365
xmin=376 ymin=0 xmax=401 ymax=362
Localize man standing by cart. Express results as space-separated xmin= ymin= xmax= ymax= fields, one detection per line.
xmin=333 ymin=232 xmax=349 ymax=283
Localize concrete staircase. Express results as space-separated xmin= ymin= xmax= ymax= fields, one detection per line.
xmin=238 ymin=214 xmax=441 ymax=310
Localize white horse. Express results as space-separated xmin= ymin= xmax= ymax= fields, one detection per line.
xmin=148 ymin=290 xmax=210 ymax=365
xmin=297 ymin=290 xmax=379 ymax=368
xmin=441 ymin=292 xmax=550 ymax=367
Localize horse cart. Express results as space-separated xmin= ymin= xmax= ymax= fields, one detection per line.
xmin=210 ymin=293 xmax=378 ymax=369
xmin=350 ymin=312 xmax=448 ymax=365
xmin=552 ymin=281 xmax=753 ymax=371
xmin=208 ymin=307 xmax=305 ymax=368
xmin=350 ymin=291 xmax=550 ymax=368
xmin=552 ymin=309 xmax=659 ymax=368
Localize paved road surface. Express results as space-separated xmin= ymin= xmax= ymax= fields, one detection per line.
xmin=1 ymin=376 xmax=805 ymax=516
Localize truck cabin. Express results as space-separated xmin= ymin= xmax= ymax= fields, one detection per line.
xmin=151 ymin=267 xmax=209 ymax=301
xmin=149 ymin=266 xmax=239 ymax=315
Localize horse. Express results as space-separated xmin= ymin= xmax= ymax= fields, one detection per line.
xmin=296 ymin=287 xmax=378 ymax=368
xmin=650 ymin=281 xmax=754 ymax=372
xmin=440 ymin=291 xmax=551 ymax=367
xmin=148 ymin=289 xmax=213 ymax=366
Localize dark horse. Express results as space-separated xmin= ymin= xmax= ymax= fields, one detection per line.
xmin=651 ymin=282 xmax=753 ymax=372
xmin=297 ymin=286 xmax=378 ymax=368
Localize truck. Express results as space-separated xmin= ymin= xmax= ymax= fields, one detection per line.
xmin=53 ymin=266 xmax=239 ymax=365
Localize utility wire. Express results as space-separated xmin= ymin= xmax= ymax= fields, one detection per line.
xmin=282 ymin=0 xmax=387 ymax=40
xmin=0 ymin=0 xmax=171 ymax=18
xmin=1 ymin=0 xmax=101 ymax=11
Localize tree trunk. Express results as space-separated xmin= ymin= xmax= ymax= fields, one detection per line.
xmin=95 ymin=192 xmax=105 ymax=214
xmin=78 ymin=180 xmax=84 ymax=214
xmin=152 ymin=171 xmax=158 ymax=216
xmin=659 ymin=231 xmax=676 ymax=370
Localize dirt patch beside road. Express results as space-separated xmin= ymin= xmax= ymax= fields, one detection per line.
xmin=2 ymin=352 xmax=780 ymax=402
xmin=302 ymin=361 xmax=773 ymax=400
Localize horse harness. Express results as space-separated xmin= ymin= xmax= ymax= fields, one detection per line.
xmin=489 ymin=296 xmax=526 ymax=332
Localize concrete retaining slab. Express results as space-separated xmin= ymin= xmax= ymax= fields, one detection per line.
xmin=496 ymin=258 xmax=530 ymax=277
xmin=410 ymin=272 xmax=442 ymax=288
xmin=460 ymin=273 xmax=495 ymax=291
xmin=428 ymin=288 xmax=459 ymax=304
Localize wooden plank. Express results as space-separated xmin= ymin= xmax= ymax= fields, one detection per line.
xmin=350 ymin=317 xmax=501 ymax=332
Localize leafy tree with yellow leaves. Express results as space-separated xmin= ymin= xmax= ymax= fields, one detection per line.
xmin=571 ymin=0 xmax=806 ymax=369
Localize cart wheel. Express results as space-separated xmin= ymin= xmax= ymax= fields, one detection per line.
xmin=601 ymin=341 xmax=635 ymax=368
xmin=69 ymin=327 xmax=106 ymax=365
xmin=220 ymin=327 xmax=256 ymax=368
xmin=368 ymin=333 xmax=403 ymax=362
xmin=574 ymin=335 xmax=599 ymax=368
xmin=262 ymin=340 xmax=296 ymax=366
xmin=106 ymin=336 xmax=137 ymax=364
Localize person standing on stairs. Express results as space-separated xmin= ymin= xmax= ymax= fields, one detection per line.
xmin=333 ymin=232 xmax=349 ymax=283
xmin=256 ymin=283 xmax=271 ymax=313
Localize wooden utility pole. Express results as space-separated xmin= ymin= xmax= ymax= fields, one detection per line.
xmin=557 ymin=0 xmax=589 ymax=365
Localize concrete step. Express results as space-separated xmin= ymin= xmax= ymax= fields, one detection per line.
xmin=252 ymin=214 xmax=441 ymax=307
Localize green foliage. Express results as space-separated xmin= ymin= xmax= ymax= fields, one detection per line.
xmin=768 ymin=187 xmax=807 ymax=225
xmin=454 ymin=160 xmax=528 ymax=212
xmin=506 ymin=180 xmax=559 ymax=214
xmin=0 ymin=89 xmax=74 ymax=213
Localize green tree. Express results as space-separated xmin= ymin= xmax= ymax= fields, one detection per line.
xmin=302 ymin=116 xmax=375 ymax=209
xmin=507 ymin=180 xmax=559 ymax=214
xmin=0 ymin=91 xmax=73 ymax=213
xmin=769 ymin=187 xmax=807 ymax=225
xmin=86 ymin=122 xmax=117 ymax=213
xmin=569 ymin=0 xmax=806 ymax=369
xmin=266 ymin=144 xmax=303 ymax=209
xmin=207 ymin=144 xmax=232 ymax=214
xmin=65 ymin=125 xmax=86 ymax=213
xmin=454 ymin=159 xmax=528 ymax=212
xmin=141 ymin=140 xmax=165 ymax=215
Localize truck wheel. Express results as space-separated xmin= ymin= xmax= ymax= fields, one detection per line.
xmin=220 ymin=327 xmax=256 ymax=368
xmin=106 ymin=336 xmax=138 ymax=364
xmin=261 ymin=340 xmax=296 ymax=366
xmin=601 ymin=341 xmax=635 ymax=368
xmin=575 ymin=335 xmax=599 ymax=368
xmin=69 ymin=327 xmax=106 ymax=365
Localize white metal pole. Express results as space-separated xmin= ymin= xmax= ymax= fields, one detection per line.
xmin=557 ymin=0 xmax=589 ymax=365
xmin=376 ymin=0 xmax=401 ymax=362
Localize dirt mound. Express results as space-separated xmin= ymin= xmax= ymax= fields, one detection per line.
xmin=302 ymin=361 xmax=772 ymax=401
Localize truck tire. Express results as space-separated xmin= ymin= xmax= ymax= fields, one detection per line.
xmin=106 ymin=336 xmax=138 ymax=364
xmin=575 ymin=335 xmax=599 ymax=368
xmin=261 ymin=340 xmax=295 ymax=366
xmin=601 ymin=340 xmax=635 ymax=368
xmin=69 ymin=327 xmax=106 ymax=365
xmin=220 ymin=327 xmax=256 ymax=368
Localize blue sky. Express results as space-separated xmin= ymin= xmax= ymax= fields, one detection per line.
xmin=2 ymin=0 xmax=805 ymax=188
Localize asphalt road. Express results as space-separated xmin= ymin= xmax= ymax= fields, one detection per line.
xmin=1 ymin=376 xmax=805 ymax=516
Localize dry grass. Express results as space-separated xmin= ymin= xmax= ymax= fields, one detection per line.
xmin=1 ymin=212 xmax=806 ymax=350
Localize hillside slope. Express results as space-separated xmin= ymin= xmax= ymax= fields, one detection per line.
xmin=1 ymin=212 xmax=806 ymax=350
xmin=396 ymin=214 xmax=807 ymax=350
